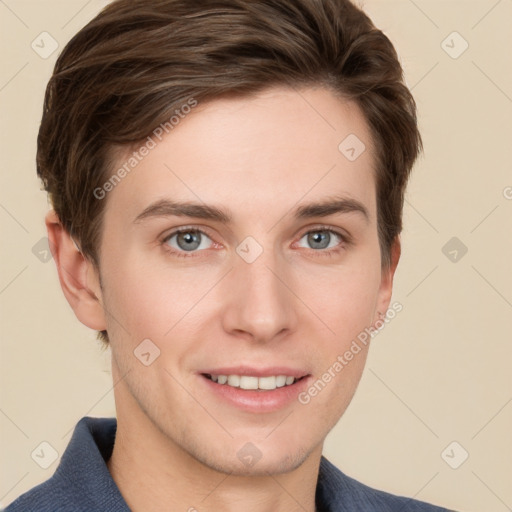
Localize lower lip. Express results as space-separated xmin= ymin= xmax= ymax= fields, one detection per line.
xmin=199 ymin=374 xmax=312 ymax=413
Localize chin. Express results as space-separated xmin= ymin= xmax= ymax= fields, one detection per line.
xmin=194 ymin=443 xmax=312 ymax=477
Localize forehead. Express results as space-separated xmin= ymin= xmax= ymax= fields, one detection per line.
xmin=104 ymin=86 xmax=377 ymax=223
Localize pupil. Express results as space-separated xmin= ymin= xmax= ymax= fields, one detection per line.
xmin=309 ymin=231 xmax=329 ymax=249
xmin=178 ymin=231 xmax=200 ymax=251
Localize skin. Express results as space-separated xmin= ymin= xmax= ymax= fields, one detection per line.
xmin=47 ymin=86 xmax=400 ymax=512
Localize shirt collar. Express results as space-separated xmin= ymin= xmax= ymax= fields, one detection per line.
xmin=55 ymin=416 xmax=129 ymax=510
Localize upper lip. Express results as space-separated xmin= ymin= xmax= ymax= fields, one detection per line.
xmin=199 ymin=366 xmax=310 ymax=379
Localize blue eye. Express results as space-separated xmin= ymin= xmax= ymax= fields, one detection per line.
xmin=161 ymin=226 xmax=349 ymax=259
xmin=297 ymin=229 xmax=344 ymax=251
xmin=163 ymin=229 xmax=213 ymax=253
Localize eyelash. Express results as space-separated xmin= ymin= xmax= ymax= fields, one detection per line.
xmin=160 ymin=225 xmax=351 ymax=259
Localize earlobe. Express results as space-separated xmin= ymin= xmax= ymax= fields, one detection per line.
xmin=45 ymin=210 xmax=107 ymax=331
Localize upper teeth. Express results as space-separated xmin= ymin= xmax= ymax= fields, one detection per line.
xmin=208 ymin=374 xmax=297 ymax=390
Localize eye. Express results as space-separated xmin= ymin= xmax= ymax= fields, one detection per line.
xmin=161 ymin=226 xmax=349 ymax=259
xmin=162 ymin=228 xmax=214 ymax=254
xmin=296 ymin=228 xmax=346 ymax=251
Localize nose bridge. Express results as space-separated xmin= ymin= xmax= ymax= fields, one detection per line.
xmin=222 ymin=238 xmax=297 ymax=341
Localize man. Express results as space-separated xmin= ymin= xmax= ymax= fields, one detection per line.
xmin=6 ymin=0 xmax=454 ymax=510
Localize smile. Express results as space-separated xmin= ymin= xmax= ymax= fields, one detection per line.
xmin=203 ymin=374 xmax=303 ymax=391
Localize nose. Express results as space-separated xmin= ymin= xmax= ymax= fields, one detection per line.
xmin=220 ymin=247 xmax=298 ymax=343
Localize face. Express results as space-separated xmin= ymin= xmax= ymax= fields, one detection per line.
xmin=92 ymin=86 xmax=396 ymax=475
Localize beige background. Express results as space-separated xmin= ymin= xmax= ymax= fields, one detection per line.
xmin=1 ymin=0 xmax=511 ymax=510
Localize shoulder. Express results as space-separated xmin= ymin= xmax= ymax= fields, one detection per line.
xmin=4 ymin=417 xmax=126 ymax=512
xmin=317 ymin=457 xmax=455 ymax=512
xmin=2 ymin=478 xmax=95 ymax=512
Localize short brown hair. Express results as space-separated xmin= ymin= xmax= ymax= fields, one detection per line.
xmin=37 ymin=0 xmax=422 ymax=343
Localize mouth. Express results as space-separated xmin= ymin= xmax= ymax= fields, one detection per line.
xmin=198 ymin=368 xmax=312 ymax=413
xmin=201 ymin=373 xmax=307 ymax=391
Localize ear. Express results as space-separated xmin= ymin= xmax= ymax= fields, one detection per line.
xmin=45 ymin=210 xmax=107 ymax=331
xmin=373 ymin=235 xmax=401 ymax=325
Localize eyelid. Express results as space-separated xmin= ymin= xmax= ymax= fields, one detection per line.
xmin=160 ymin=226 xmax=218 ymax=258
xmin=295 ymin=224 xmax=353 ymax=245
xmin=161 ymin=225 xmax=215 ymax=243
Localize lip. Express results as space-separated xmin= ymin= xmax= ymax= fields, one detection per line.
xmin=198 ymin=368 xmax=312 ymax=413
xmin=199 ymin=366 xmax=310 ymax=379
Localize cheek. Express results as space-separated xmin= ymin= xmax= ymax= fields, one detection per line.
xmin=102 ymin=232 xmax=382 ymax=348
xmin=296 ymin=262 xmax=381 ymax=339
xmin=102 ymin=248 xmax=216 ymax=339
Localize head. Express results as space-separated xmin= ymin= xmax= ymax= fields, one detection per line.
xmin=42 ymin=0 xmax=421 ymax=476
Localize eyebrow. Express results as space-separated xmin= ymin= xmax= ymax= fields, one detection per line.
xmin=133 ymin=196 xmax=369 ymax=224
